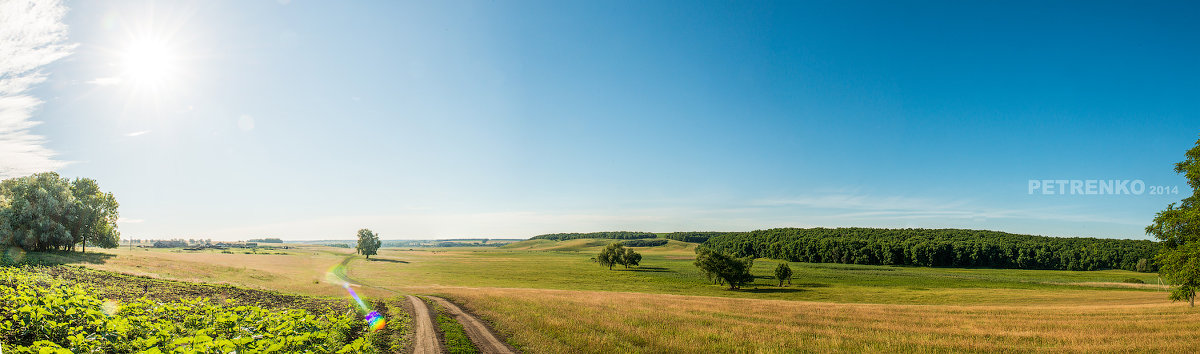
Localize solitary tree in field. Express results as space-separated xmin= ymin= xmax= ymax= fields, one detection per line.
xmin=694 ymin=247 xmax=755 ymax=290
xmin=1147 ymin=136 xmax=1200 ymax=307
xmin=356 ymin=228 xmax=381 ymax=259
xmin=774 ymin=262 xmax=793 ymax=287
xmin=597 ymin=243 xmax=625 ymax=270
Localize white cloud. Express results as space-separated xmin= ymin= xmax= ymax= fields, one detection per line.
xmin=0 ymin=0 xmax=75 ymax=179
xmin=125 ymin=130 xmax=151 ymax=137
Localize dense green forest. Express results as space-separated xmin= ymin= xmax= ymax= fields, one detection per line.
xmin=702 ymin=228 xmax=1159 ymax=271
xmin=530 ymin=231 xmax=657 ymax=241
xmin=660 ymin=232 xmax=737 ymax=243
xmin=622 ymin=239 xmax=669 ymax=247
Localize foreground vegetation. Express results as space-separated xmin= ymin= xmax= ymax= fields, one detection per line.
xmin=0 ymin=266 xmax=383 ymax=353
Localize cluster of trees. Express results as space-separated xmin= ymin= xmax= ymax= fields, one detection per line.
xmin=595 ymin=243 xmax=641 ymax=270
xmin=248 ymin=238 xmax=283 ymax=243
xmin=356 ymin=229 xmax=381 ymax=259
xmin=661 ymin=232 xmax=735 ymax=243
xmin=622 ymin=239 xmax=668 ymax=247
xmin=693 ymin=248 xmax=755 ymax=290
xmin=531 ymin=231 xmax=656 ymax=241
xmin=1146 ymin=137 xmax=1200 ymax=307
xmin=702 ymin=227 xmax=1158 ymax=271
xmin=0 ymin=173 xmax=120 ymax=252
xmin=153 ymin=240 xmax=189 ymax=248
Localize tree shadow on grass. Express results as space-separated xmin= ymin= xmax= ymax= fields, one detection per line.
xmin=3 ymin=249 xmax=116 ymax=266
xmin=737 ymin=287 xmax=807 ymax=294
xmin=366 ymin=258 xmax=409 ymax=264
xmin=618 ymin=266 xmax=671 ymax=273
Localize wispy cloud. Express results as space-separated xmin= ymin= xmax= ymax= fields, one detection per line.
xmin=0 ymin=0 xmax=75 ymax=179
xmin=125 ymin=130 xmax=151 ymax=137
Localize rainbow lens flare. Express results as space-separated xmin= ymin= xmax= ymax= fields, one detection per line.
xmin=333 ymin=266 xmax=388 ymax=333
xmin=365 ymin=311 xmax=387 ymax=332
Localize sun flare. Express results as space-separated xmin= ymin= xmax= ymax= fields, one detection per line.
xmin=121 ymin=38 xmax=177 ymax=89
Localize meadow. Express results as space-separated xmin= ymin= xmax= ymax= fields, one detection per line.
xmin=16 ymin=238 xmax=1198 ymax=352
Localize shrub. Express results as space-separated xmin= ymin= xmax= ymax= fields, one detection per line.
xmin=1123 ymin=277 xmax=1145 ymax=284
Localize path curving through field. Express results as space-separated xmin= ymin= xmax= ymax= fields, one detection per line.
xmin=407 ymin=295 xmax=444 ymax=354
xmin=340 ymin=255 xmax=516 ymax=353
xmin=428 ymin=296 xmax=518 ymax=354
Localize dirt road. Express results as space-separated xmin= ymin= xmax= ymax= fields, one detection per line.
xmin=428 ymin=296 xmax=517 ymax=354
xmin=407 ymin=295 xmax=444 ymax=354
xmin=342 ymin=256 xmax=515 ymax=353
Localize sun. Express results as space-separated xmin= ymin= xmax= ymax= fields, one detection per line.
xmin=121 ymin=38 xmax=177 ymax=89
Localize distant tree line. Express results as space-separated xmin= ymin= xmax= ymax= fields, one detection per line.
xmin=531 ymin=231 xmax=656 ymax=241
xmin=622 ymin=239 xmax=668 ymax=247
xmin=248 ymin=238 xmax=283 ymax=243
xmin=661 ymin=232 xmax=736 ymax=243
xmin=434 ymin=242 xmax=503 ymax=247
xmin=702 ymin=228 xmax=1159 ymax=271
xmin=153 ymin=240 xmax=189 ymax=248
xmin=0 ymin=173 xmax=120 ymax=252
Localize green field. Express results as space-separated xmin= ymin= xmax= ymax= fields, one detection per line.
xmin=347 ymin=239 xmax=1165 ymax=305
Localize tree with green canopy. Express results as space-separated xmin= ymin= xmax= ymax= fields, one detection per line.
xmin=597 ymin=242 xmax=625 ymax=270
xmin=623 ymin=248 xmax=642 ymax=268
xmin=1147 ymin=136 xmax=1200 ymax=307
xmin=0 ymin=173 xmax=120 ymax=252
xmin=774 ymin=262 xmax=793 ymax=287
xmin=68 ymin=178 xmax=120 ymax=253
xmin=356 ymin=228 xmax=381 ymax=259
xmin=694 ymin=247 xmax=755 ymax=290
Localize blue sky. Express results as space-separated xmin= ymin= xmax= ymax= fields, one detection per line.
xmin=3 ymin=0 xmax=1197 ymax=240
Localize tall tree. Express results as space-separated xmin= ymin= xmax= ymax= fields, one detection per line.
xmin=68 ymin=178 xmax=120 ymax=253
xmin=356 ymin=228 xmax=381 ymax=259
xmin=1147 ymin=136 xmax=1200 ymax=307
xmin=774 ymin=262 xmax=793 ymax=287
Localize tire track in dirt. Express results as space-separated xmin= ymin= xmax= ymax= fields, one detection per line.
xmin=339 ymin=255 xmax=517 ymax=353
xmin=407 ymin=295 xmax=444 ymax=354
xmin=428 ymin=296 xmax=518 ymax=354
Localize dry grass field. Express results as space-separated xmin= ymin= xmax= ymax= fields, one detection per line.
xmin=435 ymin=287 xmax=1200 ymax=353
